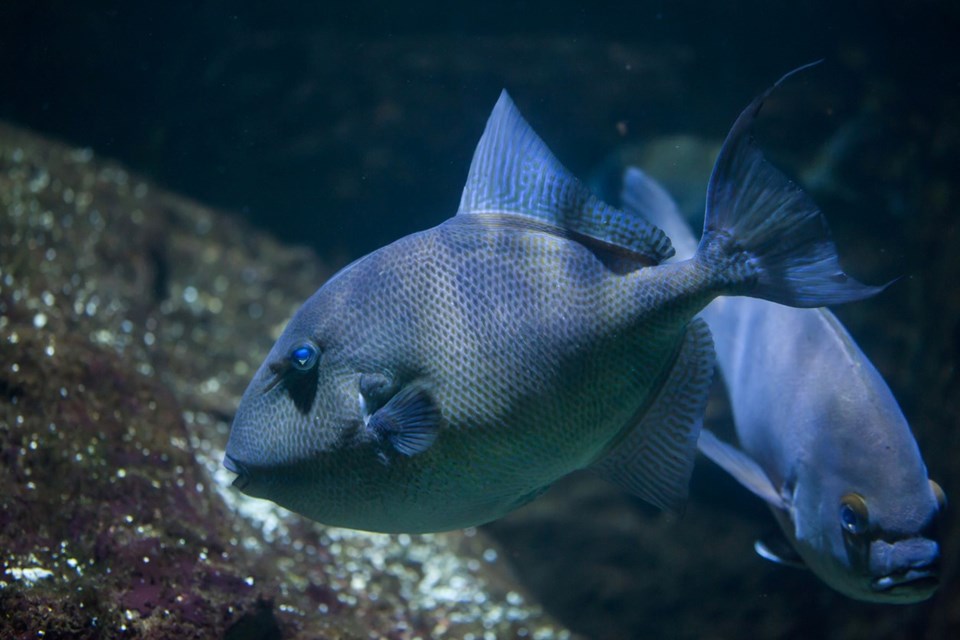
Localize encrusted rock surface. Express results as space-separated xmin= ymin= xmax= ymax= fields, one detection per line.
xmin=0 ymin=121 xmax=573 ymax=639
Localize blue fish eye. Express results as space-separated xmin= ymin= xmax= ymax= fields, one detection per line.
xmin=840 ymin=493 xmax=869 ymax=535
xmin=289 ymin=343 xmax=319 ymax=371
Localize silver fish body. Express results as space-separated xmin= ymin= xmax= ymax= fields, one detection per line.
xmin=621 ymin=167 xmax=944 ymax=603
xmin=704 ymin=299 xmax=943 ymax=603
xmin=225 ymin=68 xmax=879 ymax=534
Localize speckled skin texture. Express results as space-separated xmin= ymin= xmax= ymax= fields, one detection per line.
xmin=228 ymin=212 xmax=711 ymax=533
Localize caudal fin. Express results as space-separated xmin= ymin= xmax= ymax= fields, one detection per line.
xmin=700 ymin=62 xmax=885 ymax=307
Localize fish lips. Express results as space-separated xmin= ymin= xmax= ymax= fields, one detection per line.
xmin=223 ymin=453 xmax=252 ymax=491
xmin=871 ymin=566 xmax=940 ymax=598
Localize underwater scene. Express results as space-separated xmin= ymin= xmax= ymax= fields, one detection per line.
xmin=1 ymin=2 xmax=958 ymax=638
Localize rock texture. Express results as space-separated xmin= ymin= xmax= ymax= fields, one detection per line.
xmin=0 ymin=122 xmax=572 ymax=639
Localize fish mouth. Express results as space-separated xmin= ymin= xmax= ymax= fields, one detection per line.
xmin=223 ymin=453 xmax=251 ymax=490
xmin=871 ymin=567 xmax=939 ymax=596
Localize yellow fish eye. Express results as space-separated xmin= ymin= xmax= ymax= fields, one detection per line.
xmin=930 ymin=480 xmax=947 ymax=510
xmin=840 ymin=493 xmax=870 ymax=535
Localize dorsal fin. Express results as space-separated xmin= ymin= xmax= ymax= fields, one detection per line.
xmin=457 ymin=91 xmax=674 ymax=264
xmin=621 ymin=167 xmax=700 ymax=261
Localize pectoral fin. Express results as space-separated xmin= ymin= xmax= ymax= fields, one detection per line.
xmin=697 ymin=428 xmax=785 ymax=509
xmin=366 ymin=382 xmax=441 ymax=457
xmin=755 ymin=533 xmax=806 ymax=570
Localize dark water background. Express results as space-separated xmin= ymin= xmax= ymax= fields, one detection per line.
xmin=1 ymin=2 xmax=958 ymax=639
xmin=2 ymin=1 xmax=953 ymax=260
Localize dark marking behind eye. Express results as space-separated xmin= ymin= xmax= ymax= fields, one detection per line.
xmin=283 ymin=363 xmax=320 ymax=416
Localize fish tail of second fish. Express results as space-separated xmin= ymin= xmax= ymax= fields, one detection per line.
xmin=695 ymin=64 xmax=886 ymax=308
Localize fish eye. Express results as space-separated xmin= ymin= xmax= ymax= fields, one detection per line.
xmin=930 ymin=480 xmax=947 ymax=510
xmin=839 ymin=493 xmax=870 ymax=535
xmin=289 ymin=343 xmax=320 ymax=371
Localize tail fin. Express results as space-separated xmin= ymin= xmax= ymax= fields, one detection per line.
xmin=700 ymin=62 xmax=886 ymax=307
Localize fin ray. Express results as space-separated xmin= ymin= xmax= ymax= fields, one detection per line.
xmin=458 ymin=90 xmax=674 ymax=264
xmin=700 ymin=63 xmax=885 ymax=307
xmin=367 ymin=383 xmax=441 ymax=457
xmin=755 ymin=534 xmax=807 ymax=569
xmin=590 ymin=317 xmax=715 ymax=511
xmin=621 ymin=167 xmax=700 ymax=260
xmin=697 ymin=429 xmax=785 ymax=508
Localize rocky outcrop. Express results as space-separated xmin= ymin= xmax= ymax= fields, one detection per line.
xmin=0 ymin=122 xmax=571 ymax=639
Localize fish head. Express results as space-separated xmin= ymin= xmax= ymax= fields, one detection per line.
xmin=788 ymin=467 xmax=946 ymax=603
xmin=849 ymin=478 xmax=946 ymax=602
xmin=223 ymin=295 xmax=368 ymax=514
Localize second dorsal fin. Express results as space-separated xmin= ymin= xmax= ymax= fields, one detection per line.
xmin=457 ymin=91 xmax=674 ymax=264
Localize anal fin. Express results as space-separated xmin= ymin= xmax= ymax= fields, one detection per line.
xmin=590 ymin=317 xmax=715 ymax=512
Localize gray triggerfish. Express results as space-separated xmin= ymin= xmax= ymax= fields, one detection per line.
xmin=620 ymin=167 xmax=945 ymax=603
xmin=224 ymin=68 xmax=881 ymax=534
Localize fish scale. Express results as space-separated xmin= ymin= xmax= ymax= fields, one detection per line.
xmin=225 ymin=70 xmax=882 ymax=533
